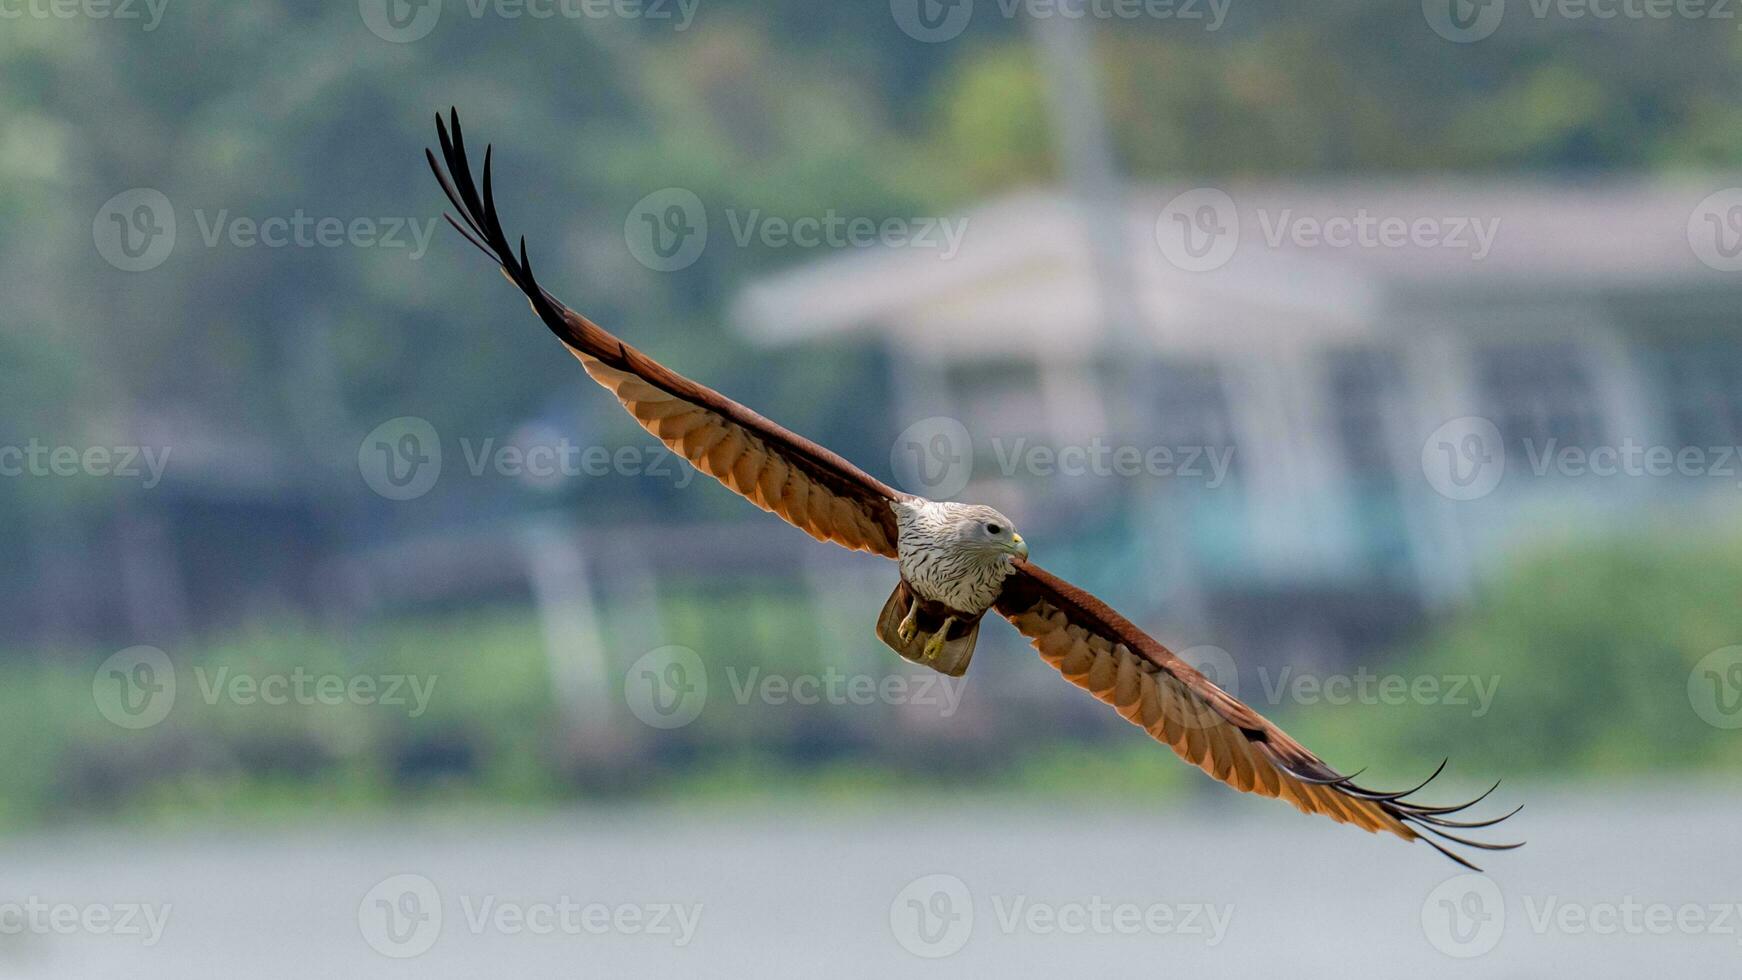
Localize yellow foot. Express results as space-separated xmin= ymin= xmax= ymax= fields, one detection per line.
xmin=896 ymin=600 xmax=920 ymax=644
xmin=920 ymin=616 xmax=957 ymax=662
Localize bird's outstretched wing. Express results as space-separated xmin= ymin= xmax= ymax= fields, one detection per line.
xmin=427 ymin=110 xmax=908 ymax=557
xmin=995 ymin=561 xmax=1522 ymax=869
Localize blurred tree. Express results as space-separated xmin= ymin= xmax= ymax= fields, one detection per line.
xmin=6 ymin=0 xmax=1742 ymax=645
xmin=1293 ymin=533 xmax=1742 ymax=780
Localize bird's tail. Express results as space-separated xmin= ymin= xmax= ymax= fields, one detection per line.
xmin=875 ymin=581 xmax=981 ymax=678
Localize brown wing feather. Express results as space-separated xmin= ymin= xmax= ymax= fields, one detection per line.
xmin=995 ymin=561 xmax=1522 ymax=869
xmin=427 ymin=110 xmax=906 ymax=557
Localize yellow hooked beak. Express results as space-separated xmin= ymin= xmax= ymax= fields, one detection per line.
xmin=1010 ymin=533 xmax=1028 ymax=560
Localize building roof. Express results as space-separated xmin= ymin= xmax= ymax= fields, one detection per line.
xmin=731 ymin=180 xmax=1742 ymax=358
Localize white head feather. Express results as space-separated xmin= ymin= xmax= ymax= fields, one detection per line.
xmin=892 ymin=499 xmax=1027 ymax=614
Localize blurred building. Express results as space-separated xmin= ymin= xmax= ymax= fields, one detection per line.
xmin=733 ymin=182 xmax=1742 ymax=659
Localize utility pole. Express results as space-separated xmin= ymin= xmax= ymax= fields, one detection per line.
xmin=1026 ymin=12 xmax=1148 ymax=436
xmin=1026 ymin=14 xmax=1208 ymax=633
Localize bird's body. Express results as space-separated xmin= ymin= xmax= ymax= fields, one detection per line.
xmin=426 ymin=109 xmax=1522 ymax=870
xmin=879 ymin=499 xmax=1025 ymax=676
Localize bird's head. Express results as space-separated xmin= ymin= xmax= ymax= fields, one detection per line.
xmin=942 ymin=503 xmax=1027 ymax=563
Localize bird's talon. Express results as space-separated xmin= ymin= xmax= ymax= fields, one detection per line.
xmin=920 ymin=615 xmax=958 ymax=661
xmin=896 ymin=602 xmax=920 ymax=644
xmin=920 ymin=632 xmax=947 ymax=662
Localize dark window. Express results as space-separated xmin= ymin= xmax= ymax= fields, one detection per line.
xmin=1326 ymin=347 xmax=1411 ymax=579
xmin=1328 ymin=348 xmax=1405 ymax=481
xmin=1653 ymin=340 xmax=1742 ymax=448
xmin=1476 ymin=342 xmax=1605 ymax=465
xmin=1149 ymin=360 xmax=1237 ymax=457
xmin=948 ymin=360 xmax=1047 ymax=444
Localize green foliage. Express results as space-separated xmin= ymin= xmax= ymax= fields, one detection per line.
xmin=5 ymin=0 xmax=1741 ymax=828
xmin=930 ymin=43 xmax=1056 ymax=191
xmin=0 ymin=612 xmax=563 ymax=831
xmin=7 ymin=2 xmax=1742 ymax=539
xmin=1286 ymin=533 xmax=1742 ymax=786
xmin=3 ymin=536 xmax=1736 ymax=830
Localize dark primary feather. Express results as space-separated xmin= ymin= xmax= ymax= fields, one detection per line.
xmin=426 ymin=108 xmax=907 ymax=555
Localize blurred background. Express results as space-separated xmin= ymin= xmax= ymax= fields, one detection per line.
xmin=4 ymin=1 xmax=1742 ymax=975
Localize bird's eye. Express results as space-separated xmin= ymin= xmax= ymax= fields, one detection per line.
xmin=985 ymin=523 xmax=1002 ymax=535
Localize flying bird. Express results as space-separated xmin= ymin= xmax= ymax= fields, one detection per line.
xmin=426 ymin=110 xmax=1521 ymax=869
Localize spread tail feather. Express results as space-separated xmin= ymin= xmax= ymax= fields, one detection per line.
xmin=875 ymin=581 xmax=981 ymax=677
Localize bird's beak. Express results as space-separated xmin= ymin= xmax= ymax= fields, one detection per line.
xmin=1011 ymin=533 xmax=1028 ymax=560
